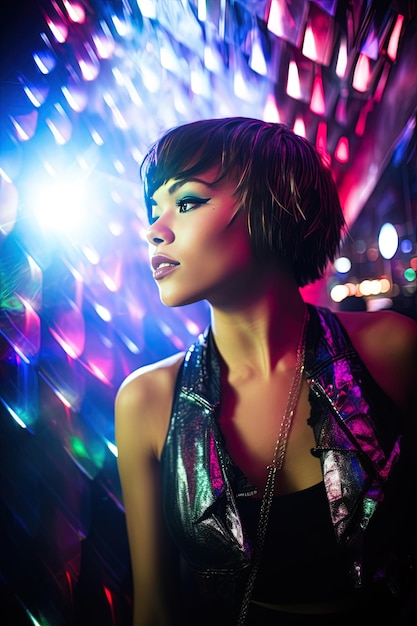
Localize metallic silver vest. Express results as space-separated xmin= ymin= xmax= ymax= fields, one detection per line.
xmin=160 ymin=305 xmax=412 ymax=611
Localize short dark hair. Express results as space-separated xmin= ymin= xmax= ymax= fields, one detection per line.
xmin=140 ymin=117 xmax=345 ymax=286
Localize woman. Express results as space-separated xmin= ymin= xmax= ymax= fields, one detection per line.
xmin=115 ymin=118 xmax=417 ymax=625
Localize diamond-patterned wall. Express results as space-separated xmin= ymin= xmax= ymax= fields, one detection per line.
xmin=1 ymin=1 xmax=416 ymax=624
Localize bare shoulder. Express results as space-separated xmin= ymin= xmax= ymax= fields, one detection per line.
xmin=335 ymin=308 xmax=417 ymax=355
xmin=115 ymin=352 xmax=185 ymax=460
xmin=335 ymin=309 xmax=417 ymax=409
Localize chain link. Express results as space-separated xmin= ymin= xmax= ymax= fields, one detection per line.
xmin=237 ymin=309 xmax=309 ymax=625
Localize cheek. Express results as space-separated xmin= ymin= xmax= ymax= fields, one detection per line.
xmin=206 ymin=212 xmax=251 ymax=250
xmin=203 ymin=229 xmax=253 ymax=274
xmin=178 ymin=210 xmax=252 ymax=268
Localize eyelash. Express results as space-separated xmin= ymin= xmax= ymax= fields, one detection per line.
xmin=176 ymin=196 xmax=211 ymax=213
xmin=149 ymin=195 xmax=211 ymax=224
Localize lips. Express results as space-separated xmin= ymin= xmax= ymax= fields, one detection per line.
xmin=151 ymin=254 xmax=180 ymax=280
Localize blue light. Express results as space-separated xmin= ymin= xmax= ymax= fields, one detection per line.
xmin=400 ymin=238 xmax=413 ymax=254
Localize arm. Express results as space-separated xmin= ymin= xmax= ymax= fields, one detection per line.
xmin=115 ymin=364 xmax=184 ymax=626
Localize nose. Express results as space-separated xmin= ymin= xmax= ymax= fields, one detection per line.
xmin=145 ymin=219 xmax=175 ymax=246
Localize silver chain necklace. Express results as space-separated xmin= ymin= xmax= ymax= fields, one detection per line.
xmin=237 ymin=308 xmax=309 ymax=625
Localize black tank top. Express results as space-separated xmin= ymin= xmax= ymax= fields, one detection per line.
xmin=236 ymin=482 xmax=353 ymax=604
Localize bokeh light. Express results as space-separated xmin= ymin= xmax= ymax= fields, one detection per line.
xmin=0 ymin=1 xmax=416 ymax=624
xmin=334 ymin=256 xmax=351 ymax=273
xmin=378 ymin=222 xmax=399 ymax=260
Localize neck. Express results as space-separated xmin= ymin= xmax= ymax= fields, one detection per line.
xmin=209 ymin=276 xmax=307 ymax=377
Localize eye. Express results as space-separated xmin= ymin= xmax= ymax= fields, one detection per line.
xmin=176 ymin=196 xmax=211 ymax=213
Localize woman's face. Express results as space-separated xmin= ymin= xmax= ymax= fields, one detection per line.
xmin=146 ymin=168 xmax=257 ymax=308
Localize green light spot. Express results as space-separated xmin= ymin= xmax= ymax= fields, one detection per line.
xmin=71 ymin=436 xmax=88 ymax=458
xmin=404 ymin=268 xmax=416 ymax=282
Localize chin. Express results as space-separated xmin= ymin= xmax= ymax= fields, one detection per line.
xmin=159 ymin=293 xmax=193 ymax=309
xmin=159 ymin=291 xmax=199 ymax=308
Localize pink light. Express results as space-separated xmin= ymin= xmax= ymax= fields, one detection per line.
xmin=80 ymin=59 xmax=99 ymax=81
xmin=50 ymin=330 xmax=79 ymax=359
xmin=63 ymin=1 xmax=86 ymax=24
xmin=387 ymin=14 xmax=404 ymax=61
xmin=83 ymin=333 xmax=115 ymax=385
xmin=6 ymin=296 xmax=42 ymax=358
xmin=316 ymin=121 xmax=327 ymax=153
xmin=171 ymin=334 xmax=187 ymax=351
xmin=336 ymin=35 xmax=348 ymax=78
xmin=98 ymin=256 xmax=124 ymax=292
xmin=302 ymin=24 xmax=318 ymax=62
xmin=263 ymin=94 xmax=280 ymax=123
xmin=49 ymin=304 xmax=85 ymax=359
xmin=185 ymin=319 xmax=201 ymax=335
xmin=22 ymin=299 xmax=41 ymax=351
xmin=352 ymin=53 xmax=371 ymax=92
xmin=316 ymin=121 xmax=331 ymax=165
xmin=334 ymin=136 xmax=349 ymax=163
xmin=267 ymin=0 xmax=285 ymax=38
xmin=293 ymin=116 xmax=306 ymax=138
xmin=88 ymin=362 xmax=113 ymax=385
xmin=286 ymin=60 xmax=302 ymax=99
xmin=310 ymin=74 xmax=325 ymax=115
xmin=46 ymin=17 xmax=68 ymax=43
xmin=302 ymin=4 xmax=334 ymax=65
xmin=355 ymin=99 xmax=373 ymax=136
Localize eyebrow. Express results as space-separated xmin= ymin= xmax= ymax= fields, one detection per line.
xmin=149 ymin=176 xmax=214 ymax=205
